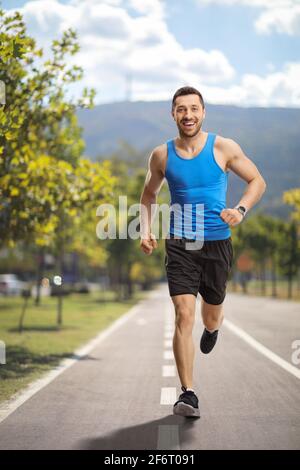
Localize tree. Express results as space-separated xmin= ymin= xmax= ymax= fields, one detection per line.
xmin=0 ymin=8 xmax=116 ymax=325
xmin=231 ymin=224 xmax=248 ymax=292
xmin=240 ymin=215 xmax=268 ymax=295
xmin=284 ymin=188 xmax=300 ymax=222
xmin=100 ymin=155 xmax=167 ymax=300
xmin=0 ymin=8 xmax=95 ymax=247
xmin=277 ymin=221 xmax=300 ymax=299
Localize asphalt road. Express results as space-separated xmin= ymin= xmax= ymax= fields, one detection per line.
xmin=0 ymin=283 xmax=299 ymax=450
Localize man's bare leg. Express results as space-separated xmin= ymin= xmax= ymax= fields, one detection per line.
xmin=201 ymin=298 xmax=224 ymax=331
xmin=171 ymin=293 xmax=196 ymax=389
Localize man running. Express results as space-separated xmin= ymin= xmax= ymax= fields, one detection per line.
xmin=139 ymin=86 xmax=266 ymax=418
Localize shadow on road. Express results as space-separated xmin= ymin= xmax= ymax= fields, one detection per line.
xmin=76 ymin=415 xmax=199 ymax=450
xmin=8 ymin=325 xmax=78 ymax=333
xmin=0 ymin=345 xmax=72 ymax=381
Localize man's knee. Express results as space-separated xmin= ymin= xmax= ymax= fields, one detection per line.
xmin=174 ymin=306 xmax=195 ymax=332
xmin=202 ymin=292 xmax=226 ymax=306
xmin=203 ymin=310 xmax=224 ymax=330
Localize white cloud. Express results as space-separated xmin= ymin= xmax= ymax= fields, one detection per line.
xmin=127 ymin=0 xmax=165 ymax=18
xmin=199 ymin=62 xmax=300 ymax=107
xmin=5 ymin=0 xmax=235 ymax=103
xmin=198 ymin=0 xmax=296 ymax=5
xmin=4 ymin=0 xmax=300 ymax=107
xmin=255 ymin=5 xmax=300 ymax=35
xmin=115 ymin=60 xmax=300 ymax=108
xmin=196 ymin=0 xmax=300 ymax=35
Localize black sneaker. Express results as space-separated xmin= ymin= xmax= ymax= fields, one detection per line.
xmin=173 ymin=386 xmax=200 ymax=418
xmin=200 ymin=328 xmax=219 ymax=354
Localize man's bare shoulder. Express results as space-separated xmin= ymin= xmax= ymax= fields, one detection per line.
xmin=150 ymin=143 xmax=168 ymax=174
xmin=215 ymin=135 xmax=241 ymax=155
xmin=152 ymin=143 xmax=167 ymax=159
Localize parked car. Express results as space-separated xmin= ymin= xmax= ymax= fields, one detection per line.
xmin=0 ymin=274 xmax=28 ymax=296
xmin=73 ymin=281 xmax=90 ymax=294
xmin=49 ymin=279 xmax=91 ymax=296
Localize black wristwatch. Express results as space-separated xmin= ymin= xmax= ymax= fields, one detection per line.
xmin=234 ymin=205 xmax=247 ymax=217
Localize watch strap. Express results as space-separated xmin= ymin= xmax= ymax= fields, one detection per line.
xmin=234 ymin=205 xmax=247 ymax=217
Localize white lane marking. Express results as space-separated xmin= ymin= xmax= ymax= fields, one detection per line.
xmin=136 ymin=318 xmax=147 ymax=325
xmin=162 ymin=365 xmax=176 ymax=377
xmin=157 ymin=425 xmax=180 ymax=450
xmin=163 ymin=350 xmax=174 ymax=360
xmin=0 ymin=301 xmax=146 ymax=424
xmin=224 ymin=318 xmax=300 ymax=380
xmin=160 ymin=387 xmax=177 ymax=405
xmin=164 ymin=339 xmax=173 ymax=348
xmin=164 ymin=331 xmax=173 ymax=339
xmin=164 ymin=324 xmax=174 ymax=332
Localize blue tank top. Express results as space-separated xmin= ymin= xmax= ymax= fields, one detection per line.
xmin=165 ymin=133 xmax=231 ymax=241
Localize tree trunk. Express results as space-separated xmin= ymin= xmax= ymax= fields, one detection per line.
xmin=260 ymin=261 xmax=266 ymax=296
xmin=271 ymin=255 xmax=277 ymax=298
xmin=240 ymin=272 xmax=248 ymax=294
xmin=125 ymin=262 xmax=133 ymax=299
xmin=118 ymin=263 xmax=123 ymax=301
xmin=19 ymin=296 xmax=29 ymax=333
xmin=288 ymin=275 xmax=293 ymax=299
xmin=35 ymin=247 xmax=45 ymax=306
xmin=57 ymin=294 xmax=63 ymax=326
xmin=56 ymin=247 xmax=64 ymax=327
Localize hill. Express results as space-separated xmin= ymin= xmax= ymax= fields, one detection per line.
xmin=77 ymin=101 xmax=300 ymax=218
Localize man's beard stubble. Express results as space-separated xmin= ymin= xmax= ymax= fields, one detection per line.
xmin=177 ymin=118 xmax=204 ymax=139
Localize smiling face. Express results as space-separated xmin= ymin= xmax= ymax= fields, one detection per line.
xmin=172 ymin=94 xmax=206 ymax=138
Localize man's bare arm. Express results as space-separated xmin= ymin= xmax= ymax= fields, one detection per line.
xmin=221 ymin=138 xmax=266 ymax=226
xmin=139 ymin=146 xmax=165 ymax=253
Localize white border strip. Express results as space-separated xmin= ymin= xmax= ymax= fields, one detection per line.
xmin=0 ymin=299 xmax=147 ymax=424
xmin=223 ymin=318 xmax=300 ymax=380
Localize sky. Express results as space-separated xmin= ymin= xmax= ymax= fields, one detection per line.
xmin=1 ymin=0 xmax=300 ymax=107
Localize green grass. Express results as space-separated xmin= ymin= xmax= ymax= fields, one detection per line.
xmin=228 ymin=279 xmax=300 ymax=301
xmin=0 ymin=289 xmax=147 ymax=403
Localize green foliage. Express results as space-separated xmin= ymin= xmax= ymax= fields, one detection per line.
xmin=284 ymin=188 xmax=300 ymax=222
xmin=0 ymin=7 xmax=115 ymax=261
xmin=231 ymin=211 xmax=300 ymax=297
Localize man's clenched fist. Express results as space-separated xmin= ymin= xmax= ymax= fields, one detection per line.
xmin=220 ymin=208 xmax=243 ymax=226
xmin=140 ymin=233 xmax=158 ymax=255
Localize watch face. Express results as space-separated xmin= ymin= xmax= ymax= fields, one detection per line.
xmin=239 ymin=206 xmax=246 ymax=213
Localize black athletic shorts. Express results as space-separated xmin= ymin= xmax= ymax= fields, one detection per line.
xmin=164 ymin=236 xmax=233 ymax=305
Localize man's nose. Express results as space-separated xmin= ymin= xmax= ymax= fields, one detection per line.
xmin=184 ymin=110 xmax=193 ymax=119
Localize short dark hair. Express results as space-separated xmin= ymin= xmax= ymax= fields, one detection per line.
xmin=172 ymin=86 xmax=205 ymax=111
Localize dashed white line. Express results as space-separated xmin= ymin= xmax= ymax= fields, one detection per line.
xmin=163 ymin=350 xmax=174 ymax=360
xmin=164 ymin=324 xmax=174 ymax=332
xmin=160 ymin=387 xmax=177 ymax=405
xmin=162 ymin=365 xmax=176 ymax=377
xmin=157 ymin=425 xmax=180 ymax=450
xmin=0 ymin=301 xmax=145 ymax=424
xmin=164 ymin=331 xmax=174 ymax=339
xmin=159 ymin=302 xmax=179 ymax=449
